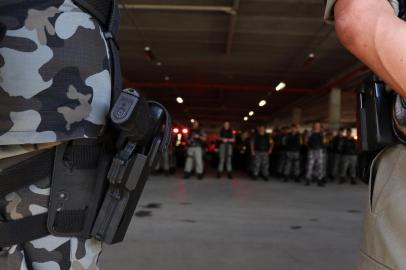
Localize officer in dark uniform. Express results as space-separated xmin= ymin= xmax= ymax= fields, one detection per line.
xmin=305 ymin=122 xmax=326 ymax=186
xmin=250 ymin=124 xmax=273 ymax=181
xmin=283 ymin=124 xmax=302 ymax=182
xmin=329 ymin=128 xmax=346 ymax=181
xmin=340 ymin=128 xmax=358 ymax=184
xmin=276 ymin=126 xmax=289 ymax=177
xmin=184 ymin=121 xmax=207 ymax=180
xmin=217 ymin=121 xmax=235 ymax=179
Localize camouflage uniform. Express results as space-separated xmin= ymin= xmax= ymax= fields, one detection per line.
xmin=283 ymin=133 xmax=302 ymax=179
xmin=305 ymin=149 xmax=326 ymax=181
xmin=305 ymin=132 xmax=326 ymax=183
xmin=0 ymin=0 xmax=114 ymax=269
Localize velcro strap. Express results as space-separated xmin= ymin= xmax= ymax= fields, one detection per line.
xmin=0 ymin=150 xmax=53 ymax=197
xmin=0 ymin=214 xmax=48 ymax=248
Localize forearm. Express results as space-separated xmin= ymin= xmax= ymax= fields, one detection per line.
xmin=335 ymin=0 xmax=406 ymax=96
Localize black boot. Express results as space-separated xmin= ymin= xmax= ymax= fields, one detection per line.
xmin=317 ymin=179 xmax=325 ymax=187
xmin=217 ymin=172 xmax=222 ymax=179
xmin=283 ymin=176 xmax=289 ymax=182
xmin=305 ymin=179 xmax=310 ymax=186
xmin=197 ymin=174 xmax=204 ymax=180
xmin=227 ymin=172 xmax=233 ymax=179
xmin=184 ymin=172 xmax=191 ymax=179
xmin=350 ymin=178 xmax=357 ymax=185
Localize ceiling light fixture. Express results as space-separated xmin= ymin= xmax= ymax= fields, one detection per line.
xmin=164 ymin=76 xmax=170 ymax=81
xmin=156 ymin=62 xmax=162 ymax=66
xmin=249 ymin=111 xmax=254 ymax=117
xmin=176 ymin=97 xmax=184 ymax=104
xmin=275 ymin=82 xmax=286 ymax=91
xmin=258 ymin=100 xmax=267 ymax=107
xmin=244 ymin=116 xmax=249 ymax=121
xmin=190 ymin=119 xmax=196 ymax=123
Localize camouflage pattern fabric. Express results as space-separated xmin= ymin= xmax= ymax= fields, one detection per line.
xmin=0 ymin=166 xmax=102 ymax=270
xmin=324 ymin=0 xmax=400 ymax=23
xmin=252 ymin=151 xmax=269 ymax=178
xmin=0 ymin=0 xmax=112 ymax=145
xmin=283 ymin=151 xmax=301 ymax=178
xmin=305 ymin=149 xmax=326 ymax=181
xmin=340 ymin=154 xmax=357 ymax=179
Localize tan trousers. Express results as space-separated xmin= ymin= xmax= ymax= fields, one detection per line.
xmin=357 ymin=144 xmax=406 ymax=269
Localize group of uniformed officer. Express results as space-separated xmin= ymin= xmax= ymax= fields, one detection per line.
xmin=271 ymin=123 xmax=360 ymax=186
xmin=175 ymin=120 xmax=360 ymax=185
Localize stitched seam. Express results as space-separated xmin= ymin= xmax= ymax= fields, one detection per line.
xmin=360 ymin=250 xmax=393 ymax=270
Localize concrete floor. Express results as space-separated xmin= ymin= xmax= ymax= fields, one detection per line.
xmin=100 ymin=173 xmax=367 ymax=270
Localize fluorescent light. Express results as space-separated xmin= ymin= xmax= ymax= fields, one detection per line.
xmin=144 ymin=46 xmax=151 ymax=51
xmin=176 ymin=97 xmax=184 ymax=104
xmin=164 ymin=76 xmax=170 ymax=81
xmin=190 ymin=118 xmax=195 ymax=123
xmin=244 ymin=116 xmax=249 ymax=121
xmin=258 ymin=100 xmax=267 ymax=107
xmin=308 ymin=53 xmax=315 ymax=58
xmin=156 ymin=62 xmax=162 ymax=66
xmin=248 ymin=111 xmax=254 ymax=116
xmin=275 ymin=82 xmax=286 ymax=91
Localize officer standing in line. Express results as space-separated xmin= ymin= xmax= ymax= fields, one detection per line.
xmin=340 ymin=128 xmax=358 ymax=185
xmin=283 ymin=124 xmax=302 ymax=182
xmin=184 ymin=121 xmax=207 ymax=180
xmin=217 ymin=121 xmax=235 ymax=179
xmin=250 ymin=124 xmax=273 ymax=181
xmin=325 ymin=0 xmax=406 ymax=268
xmin=305 ymin=122 xmax=326 ymax=187
xmin=0 ymin=0 xmax=118 ymax=268
xmin=276 ymin=126 xmax=289 ymax=178
xmin=329 ymin=128 xmax=346 ymax=181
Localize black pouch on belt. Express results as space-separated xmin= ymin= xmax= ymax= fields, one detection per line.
xmin=47 ymin=139 xmax=114 ymax=238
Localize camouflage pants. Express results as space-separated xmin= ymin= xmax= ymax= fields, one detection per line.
xmin=276 ymin=151 xmax=287 ymax=174
xmin=305 ymin=149 xmax=326 ymax=180
xmin=330 ymin=153 xmax=342 ymax=178
xmin=218 ymin=143 xmax=233 ymax=173
xmin=283 ymin=151 xmax=301 ymax=177
xmin=252 ymin=151 xmax=269 ymax=177
xmin=0 ymin=161 xmax=102 ymax=270
xmin=340 ymin=155 xmax=357 ymax=179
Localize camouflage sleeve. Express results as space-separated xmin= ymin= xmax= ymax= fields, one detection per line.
xmin=324 ymin=0 xmax=336 ymax=24
xmin=325 ymin=0 xmax=400 ymax=24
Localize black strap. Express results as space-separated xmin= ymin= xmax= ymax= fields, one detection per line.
xmin=0 ymin=150 xmax=54 ymax=198
xmin=0 ymin=214 xmax=48 ymax=248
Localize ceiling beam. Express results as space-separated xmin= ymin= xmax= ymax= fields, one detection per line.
xmin=226 ymin=0 xmax=240 ymax=55
xmin=125 ymin=81 xmax=316 ymax=93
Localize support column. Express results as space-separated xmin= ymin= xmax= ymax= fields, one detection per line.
xmin=292 ymin=107 xmax=302 ymax=125
xmin=329 ymin=88 xmax=342 ymax=130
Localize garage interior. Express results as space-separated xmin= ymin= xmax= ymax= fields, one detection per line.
xmin=102 ymin=1 xmax=368 ymax=269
